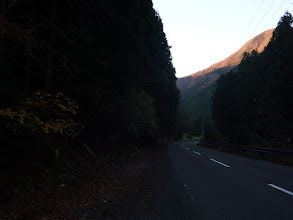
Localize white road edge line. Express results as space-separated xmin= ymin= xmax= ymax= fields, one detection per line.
xmin=193 ymin=151 xmax=201 ymax=155
xmin=268 ymin=184 xmax=293 ymax=196
xmin=210 ymin=158 xmax=230 ymax=168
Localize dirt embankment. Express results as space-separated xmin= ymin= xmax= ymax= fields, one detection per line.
xmin=0 ymin=144 xmax=170 ymax=219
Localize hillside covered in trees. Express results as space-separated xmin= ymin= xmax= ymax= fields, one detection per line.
xmin=177 ymin=29 xmax=273 ymax=93
xmin=177 ymin=29 xmax=273 ymax=137
xmin=0 ymin=0 xmax=179 ymax=185
xmin=212 ymin=12 xmax=293 ymax=147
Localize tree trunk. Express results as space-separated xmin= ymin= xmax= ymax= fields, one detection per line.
xmin=1 ymin=1 xmax=7 ymax=51
xmin=46 ymin=5 xmax=56 ymax=91
xmin=25 ymin=54 xmax=32 ymax=94
xmin=46 ymin=26 xmax=54 ymax=90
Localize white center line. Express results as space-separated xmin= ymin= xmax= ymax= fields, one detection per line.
xmin=210 ymin=158 xmax=230 ymax=168
xmin=186 ymin=147 xmax=190 ymax=150
xmin=181 ymin=144 xmax=184 ymax=148
xmin=268 ymin=184 xmax=293 ymax=196
xmin=193 ymin=151 xmax=201 ymax=155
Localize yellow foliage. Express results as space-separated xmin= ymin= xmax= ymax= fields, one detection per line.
xmin=124 ymin=89 xmax=159 ymax=140
xmin=0 ymin=91 xmax=79 ymax=137
xmin=25 ymin=90 xmax=78 ymax=116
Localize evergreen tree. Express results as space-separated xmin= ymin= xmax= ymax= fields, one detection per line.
xmin=0 ymin=0 xmax=180 ymax=168
xmin=212 ymin=12 xmax=293 ymax=146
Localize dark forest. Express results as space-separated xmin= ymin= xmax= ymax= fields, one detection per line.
xmin=212 ymin=12 xmax=293 ymax=146
xmin=0 ymin=0 xmax=180 ymax=203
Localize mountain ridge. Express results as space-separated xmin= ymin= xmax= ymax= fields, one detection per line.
xmin=177 ymin=29 xmax=274 ymax=92
xmin=177 ymin=29 xmax=274 ymax=120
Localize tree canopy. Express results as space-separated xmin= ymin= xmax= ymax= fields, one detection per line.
xmin=212 ymin=12 xmax=293 ymax=146
xmin=0 ymin=0 xmax=180 ymax=170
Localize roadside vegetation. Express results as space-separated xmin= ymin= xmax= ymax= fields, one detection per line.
xmin=0 ymin=0 xmax=180 ymax=215
xmin=212 ymin=12 xmax=293 ymax=148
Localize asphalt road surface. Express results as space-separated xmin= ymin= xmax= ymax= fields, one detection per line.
xmin=168 ymin=141 xmax=293 ymax=219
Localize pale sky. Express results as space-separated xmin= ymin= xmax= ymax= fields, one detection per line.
xmin=152 ymin=0 xmax=293 ymax=78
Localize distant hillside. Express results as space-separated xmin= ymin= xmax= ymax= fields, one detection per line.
xmin=177 ymin=29 xmax=274 ymax=119
xmin=177 ymin=29 xmax=274 ymax=92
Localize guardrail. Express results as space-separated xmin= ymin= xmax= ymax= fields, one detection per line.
xmin=198 ymin=142 xmax=293 ymax=157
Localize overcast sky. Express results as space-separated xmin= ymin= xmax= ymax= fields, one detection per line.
xmin=152 ymin=0 xmax=293 ymax=78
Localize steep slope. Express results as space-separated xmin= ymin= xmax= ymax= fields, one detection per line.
xmin=177 ymin=29 xmax=274 ymax=92
xmin=178 ymin=29 xmax=274 ymax=119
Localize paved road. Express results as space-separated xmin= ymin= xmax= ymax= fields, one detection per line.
xmin=169 ymin=141 xmax=293 ymax=219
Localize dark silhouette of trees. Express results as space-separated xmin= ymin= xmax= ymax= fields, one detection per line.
xmin=212 ymin=12 xmax=293 ymax=146
xmin=0 ymin=0 xmax=180 ymax=173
